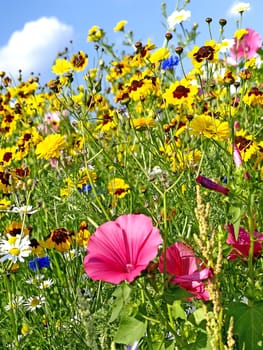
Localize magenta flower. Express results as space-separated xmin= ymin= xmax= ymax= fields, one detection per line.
xmin=159 ymin=242 xmax=212 ymax=300
xmin=230 ymin=28 xmax=262 ymax=60
xmin=196 ymin=175 xmax=229 ymax=195
xmin=226 ymin=225 xmax=263 ymax=260
xmin=84 ymin=214 xmax=162 ymax=284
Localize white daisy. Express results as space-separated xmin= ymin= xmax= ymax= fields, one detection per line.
xmin=167 ymin=9 xmax=191 ymax=29
xmin=25 ymin=274 xmax=45 ymax=285
xmin=39 ymin=279 xmax=54 ymax=289
xmin=9 ymin=205 xmax=39 ymax=215
xmin=4 ymin=296 xmax=24 ymax=311
xmin=24 ymin=295 xmax=45 ymax=311
xmin=0 ymin=234 xmax=32 ymax=264
xmin=229 ymin=2 xmax=250 ymax=16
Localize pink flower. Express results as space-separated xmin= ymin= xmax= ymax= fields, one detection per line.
xmin=159 ymin=242 xmax=212 ymax=300
xmin=230 ymin=28 xmax=262 ymax=61
xmin=196 ymin=175 xmax=229 ymax=195
xmin=233 ymin=144 xmax=243 ymax=167
xmin=84 ymin=214 xmax=162 ymax=284
xmin=226 ymin=225 xmax=263 ymax=260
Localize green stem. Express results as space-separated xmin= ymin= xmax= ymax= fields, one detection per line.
xmin=247 ymin=194 xmax=255 ymax=303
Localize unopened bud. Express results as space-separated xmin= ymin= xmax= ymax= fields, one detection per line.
xmin=165 ymin=32 xmax=173 ymax=41
xmin=175 ymin=46 xmax=184 ymax=55
xmin=219 ymin=18 xmax=227 ymax=27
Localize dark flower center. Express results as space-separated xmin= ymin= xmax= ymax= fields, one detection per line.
xmin=193 ymin=46 xmax=215 ymax=62
xmin=172 ymin=85 xmax=190 ymax=99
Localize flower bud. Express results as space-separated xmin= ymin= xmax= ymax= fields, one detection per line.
xmin=175 ymin=46 xmax=184 ymax=55
xmin=219 ymin=18 xmax=227 ymax=27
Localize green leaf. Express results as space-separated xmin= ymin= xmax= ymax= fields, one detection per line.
xmin=183 ymin=332 xmax=212 ymax=350
xmin=112 ymin=283 xmax=131 ymax=301
xmin=114 ymin=316 xmax=146 ymax=345
xmin=109 ymin=284 xmax=131 ymax=322
xmin=192 ymin=307 xmax=207 ymax=325
xmin=227 ymin=301 xmax=263 ymax=350
xmin=170 ymin=300 xmax=187 ymax=320
xmin=164 ymin=284 xmax=194 ymax=304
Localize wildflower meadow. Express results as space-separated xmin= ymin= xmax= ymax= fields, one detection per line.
xmin=1 ymin=1 xmax=263 ymax=349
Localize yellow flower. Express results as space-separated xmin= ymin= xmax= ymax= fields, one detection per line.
xmin=70 ymin=51 xmax=88 ymax=71
xmin=87 ymin=25 xmax=104 ymax=42
xmin=0 ymin=146 xmax=16 ymax=166
xmin=108 ymin=178 xmax=130 ymax=198
xmin=242 ymin=87 xmax=263 ymax=106
xmin=149 ymin=47 xmax=170 ymax=64
xmin=162 ymin=78 xmax=198 ymax=108
xmin=189 ymin=114 xmax=230 ymax=141
xmin=42 ymin=228 xmax=74 ymax=252
xmin=114 ymin=20 xmax=127 ymax=32
xmin=75 ymin=221 xmax=90 ymax=247
xmin=35 ymin=134 xmax=66 ymax=160
xmin=235 ymin=130 xmax=259 ymax=162
xmin=130 ymin=117 xmax=155 ymax=130
xmin=0 ymin=198 xmax=11 ymax=210
xmin=234 ymin=29 xmax=248 ymax=40
xmin=188 ymin=40 xmax=220 ymax=67
xmin=52 ymin=59 xmax=72 ymax=75
xmin=21 ymin=324 xmax=30 ymax=336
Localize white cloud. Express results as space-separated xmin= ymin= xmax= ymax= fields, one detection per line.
xmin=0 ymin=17 xmax=73 ymax=79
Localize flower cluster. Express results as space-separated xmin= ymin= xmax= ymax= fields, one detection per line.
xmin=0 ymin=1 xmax=262 ymax=349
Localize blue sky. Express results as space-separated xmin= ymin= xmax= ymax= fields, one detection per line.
xmin=0 ymin=0 xmax=262 ymax=83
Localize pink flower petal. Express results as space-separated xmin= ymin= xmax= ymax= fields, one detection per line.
xmin=159 ymin=242 xmax=212 ymax=300
xmin=84 ymin=214 xmax=162 ymax=284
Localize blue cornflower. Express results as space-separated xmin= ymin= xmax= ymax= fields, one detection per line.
xmin=29 ymin=256 xmax=50 ymax=271
xmin=161 ymin=55 xmax=179 ymax=70
xmin=78 ymin=184 xmax=92 ymax=193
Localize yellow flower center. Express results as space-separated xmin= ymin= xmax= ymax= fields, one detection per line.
xmin=9 ymin=248 xmax=20 ymax=256
xmin=30 ymin=298 xmax=40 ymax=307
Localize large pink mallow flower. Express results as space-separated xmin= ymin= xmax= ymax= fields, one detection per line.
xmin=230 ymin=28 xmax=262 ymax=61
xmin=159 ymin=242 xmax=212 ymax=300
xmin=84 ymin=214 xmax=162 ymax=284
xmin=226 ymin=225 xmax=263 ymax=260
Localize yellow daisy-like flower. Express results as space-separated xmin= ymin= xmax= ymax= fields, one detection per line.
xmin=235 ymin=130 xmax=259 ymax=162
xmin=242 ymin=87 xmax=263 ymax=106
xmin=189 ymin=114 xmax=230 ymax=141
xmin=0 ymin=146 xmax=16 ymax=166
xmin=149 ymin=47 xmax=170 ymax=64
xmin=75 ymin=221 xmax=90 ymax=247
xmin=114 ymin=20 xmax=127 ymax=32
xmin=35 ymin=134 xmax=66 ymax=160
xmin=162 ymin=78 xmax=198 ymax=108
xmin=96 ymin=109 xmax=118 ymax=132
xmin=87 ymin=25 xmax=104 ymax=42
xmin=0 ymin=198 xmax=11 ymax=210
xmin=41 ymin=228 xmax=74 ymax=252
xmin=70 ymin=51 xmax=88 ymax=71
xmin=52 ymin=59 xmax=72 ymax=75
xmin=234 ymin=29 xmax=248 ymax=40
xmin=108 ymin=178 xmax=130 ymax=198
xmin=130 ymin=117 xmax=155 ymax=130
xmin=0 ymin=166 xmax=12 ymax=194
xmin=188 ymin=40 xmax=220 ymax=67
